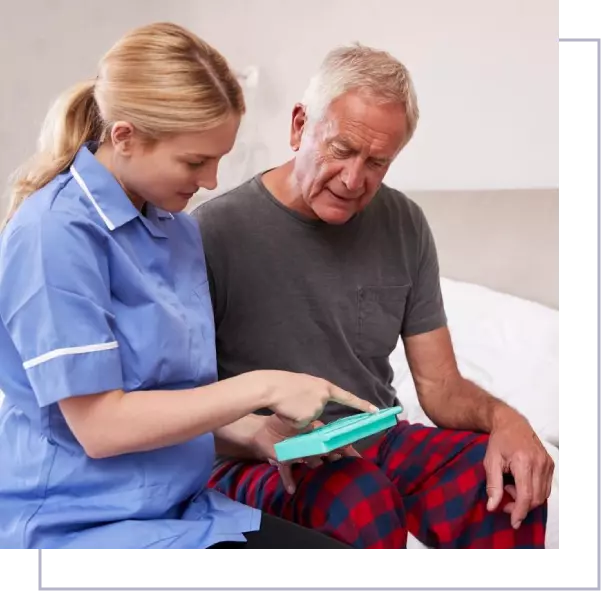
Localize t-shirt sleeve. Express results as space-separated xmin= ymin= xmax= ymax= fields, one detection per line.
xmin=401 ymin=208 xmax=447 ymax=337
xmin=0 ymin=213 xmax=123 ymax=407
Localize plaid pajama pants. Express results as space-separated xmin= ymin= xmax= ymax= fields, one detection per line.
xmin=209 ymin=421 xmax=548 ymax=548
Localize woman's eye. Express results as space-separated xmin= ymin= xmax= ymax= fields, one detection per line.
xmin=187 ymin=161 xmax=206 ymax=170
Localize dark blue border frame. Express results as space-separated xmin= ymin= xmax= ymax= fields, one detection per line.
xmin=38 ymin=38 xmax=588 ymax=591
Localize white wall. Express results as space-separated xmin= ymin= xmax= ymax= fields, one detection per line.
xmin=0 ymin=0 xmax=557 ymax=218
xmin=189 ymin=0 xmax=558 ymax=196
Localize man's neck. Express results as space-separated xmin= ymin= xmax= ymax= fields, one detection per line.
xmin=261 ymin=160 xmax=318 ymax=220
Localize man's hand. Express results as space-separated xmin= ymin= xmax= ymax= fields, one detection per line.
xmin=484 ymin=411 xmax=554 ymax=529
xmin=251 ymin=414 xmax=360 ymax=494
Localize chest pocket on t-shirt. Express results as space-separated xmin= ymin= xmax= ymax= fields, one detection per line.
xmin=355 ymin=285 xmax=410 ymax=358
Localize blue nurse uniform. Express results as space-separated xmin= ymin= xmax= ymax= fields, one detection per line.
xmin=0 ymin=144 xmax=260 ymax=548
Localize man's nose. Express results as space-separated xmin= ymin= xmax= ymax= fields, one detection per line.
xmin=340 ymin=159 xmax=366 ymax=192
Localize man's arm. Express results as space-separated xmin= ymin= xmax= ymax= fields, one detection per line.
xmin=213 ymin=414 xmax=265 ymax=459
xmin=398 ymin=203 xmax=553 ymax=528
xmin=402 ymin=326 xmax=520 ymax=432
xmin=403 ymin=325 xmax=554 ymax=529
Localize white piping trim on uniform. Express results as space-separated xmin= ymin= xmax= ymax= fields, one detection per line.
xmin=70 ymin=165 xmax=116 ymax=231
xmin=23 ymin=341 xmax=119 ymax=370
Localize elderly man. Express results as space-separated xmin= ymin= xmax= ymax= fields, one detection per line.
xmin=192 ymin=44 xmax=553 ymax=548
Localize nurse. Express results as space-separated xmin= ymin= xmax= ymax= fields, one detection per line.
xmin=0 ymin=22 xmax=374 ymax=549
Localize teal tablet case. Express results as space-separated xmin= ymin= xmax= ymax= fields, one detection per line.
xmin=273 ymin=406 xmax=403 ymax=462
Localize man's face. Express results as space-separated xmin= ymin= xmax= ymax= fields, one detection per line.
xmin=290 ymin=91 xmax=408 ymax=224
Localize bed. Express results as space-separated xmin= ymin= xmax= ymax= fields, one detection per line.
xmin=394 ymin=187 xmax=559 ymax=548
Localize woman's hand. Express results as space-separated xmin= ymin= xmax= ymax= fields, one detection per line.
xmin=250 ymin=414 xmax=361 ymax=494
xmin=247 ymin=370 xmax=378 ymax=429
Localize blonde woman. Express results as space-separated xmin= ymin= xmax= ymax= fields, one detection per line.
xmin=0 ymin=23 xmax=375 ymax=549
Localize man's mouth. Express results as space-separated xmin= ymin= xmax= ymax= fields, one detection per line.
xmin=327 ymin=188 xmax=358 ymax=201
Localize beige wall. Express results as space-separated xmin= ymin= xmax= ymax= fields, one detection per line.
xmin=0 ymin=0 xmax=557 ymax=218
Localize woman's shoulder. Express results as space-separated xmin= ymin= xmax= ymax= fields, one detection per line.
xmin=8 ymin=168 xmax=109 ymax=228
xmin=2 ymin=197 xmax=109 ymax=261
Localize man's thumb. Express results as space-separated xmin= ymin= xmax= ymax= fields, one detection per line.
xmin=484 ymin=455 xmax=504 ymax=512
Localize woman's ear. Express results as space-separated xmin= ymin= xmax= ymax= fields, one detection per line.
xmin=110 ymin=121 xmax=136 ymax=156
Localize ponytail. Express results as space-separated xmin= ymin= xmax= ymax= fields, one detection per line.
xmin=2 ymin=80 xmax=103 ymax=228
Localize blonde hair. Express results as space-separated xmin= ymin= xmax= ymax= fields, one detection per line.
xmin=3 ymin=22 xmax=244 ymax=226
xmin=302 ymin=43 xmax=419 ymax=144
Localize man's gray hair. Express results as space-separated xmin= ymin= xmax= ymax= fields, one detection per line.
xmin=302 ymin=43 xmax=419 ymax=144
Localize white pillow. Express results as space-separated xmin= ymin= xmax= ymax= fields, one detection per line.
xmin=390 ymin=277 xmax=559 ymax=447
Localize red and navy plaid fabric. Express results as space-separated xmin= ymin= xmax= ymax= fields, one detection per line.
xmin=209 ymin=421 xmax=547 ymax=548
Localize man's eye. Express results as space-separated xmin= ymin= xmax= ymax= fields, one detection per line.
xmin=332 ymin=146 xmax=351 ymax=158
xmin=187 ymin=161 xmax=206 ymax=169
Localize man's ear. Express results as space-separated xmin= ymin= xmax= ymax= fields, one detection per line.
xmin=290 ymin=103 xmax=307 ymax=152
xmin=110 ymin=121 xmax=136 ymax=156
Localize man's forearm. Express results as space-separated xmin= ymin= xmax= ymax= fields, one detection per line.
xmin=418 ymin=376 xmax=520 ymax=433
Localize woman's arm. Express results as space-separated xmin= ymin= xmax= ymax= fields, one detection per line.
xmin=59 ymin=370 xmax=376 ymax=459
xmin=59 ymin=373 xmax=268 ymax=459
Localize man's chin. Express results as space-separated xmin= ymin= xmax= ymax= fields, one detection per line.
xmin=312 ymin=192 xmax=365 ymax=224
xmin=315 ymin=208 xmax=355 ymax=225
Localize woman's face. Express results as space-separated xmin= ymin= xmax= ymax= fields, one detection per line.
xmin=109 ymin=115 xmax=240 ymax=212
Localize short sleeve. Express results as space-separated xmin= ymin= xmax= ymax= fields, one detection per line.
xmin=0 ymin=213 xmax=123 ymax=407
xmin=401 ymin=209 xmax=448 ymax=337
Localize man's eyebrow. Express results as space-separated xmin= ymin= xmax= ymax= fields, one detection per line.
xmin=369 ymin=155 xmax=392 ymax=164
xmin=332 ymin=138 xmax=391 ymax=164
xmin=332 ymin=135 xmax=353 ymax=147
xmin=331 ymin=137 xmax=357 ymax=150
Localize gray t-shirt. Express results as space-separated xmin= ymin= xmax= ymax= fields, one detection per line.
xmin=192 ymin=173 xmax=447 ymax=427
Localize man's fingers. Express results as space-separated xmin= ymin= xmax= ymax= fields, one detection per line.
xmin=503 ymin=502 xmax=515 ymax=515
xmin=340 ymin=445 xmax=361 ymax=458
xmin=278 ymin=463 xmax=296 ymax=495
xmin=484 ymin=454 xmax=505 ymax=512
xmin=328 ymin=386 xmax=379 ymax=414
xmin=327 ymin=445 xmax=361 ymax=461
xmin=510 ymin=459 xmax=533 ymax=529
xmin=542 ymin=456 xmax=555 ymax=501
xmin=502 ymin=485 xmax=517 ymax=514
xmin=305 ymin=456 xmax=323 ymax=469
xmin=531 ymin=460 xmax=546 ymax=507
